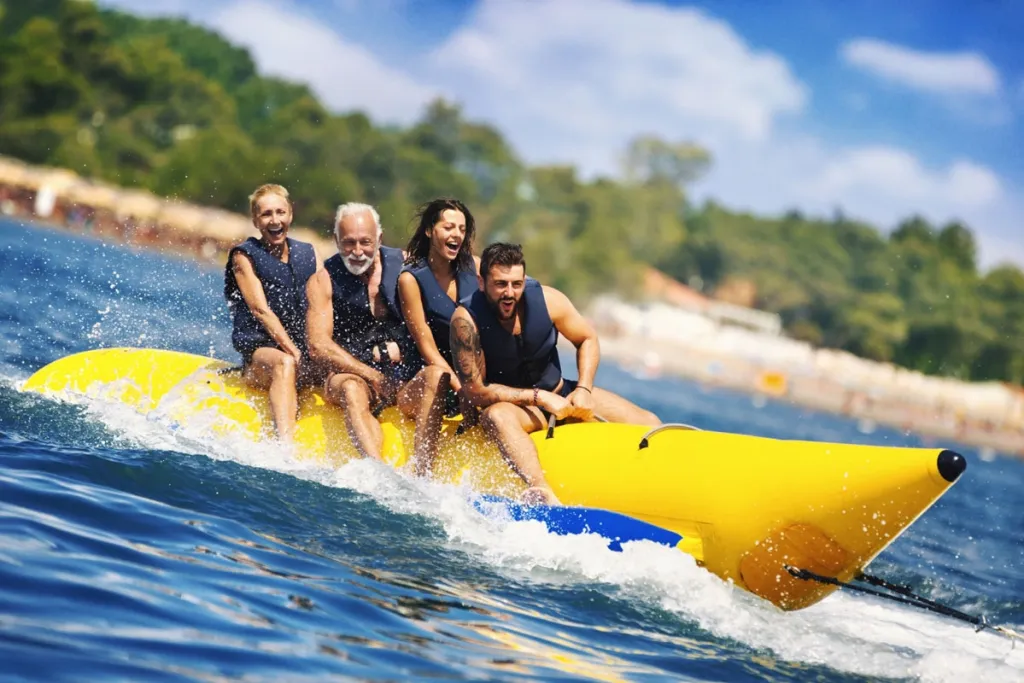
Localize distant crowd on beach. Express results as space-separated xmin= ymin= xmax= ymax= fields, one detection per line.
xmin=3 ymin=153 xmax=1023 ymax=459
xmin=0 ymin=155 xmax=331 ymax=265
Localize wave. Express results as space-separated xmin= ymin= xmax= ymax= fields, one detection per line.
xmin=3 ymin=376 xmax=1021 ymax=682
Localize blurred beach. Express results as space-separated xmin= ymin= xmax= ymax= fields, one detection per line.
xmin=3 ymin=152 xmax=1021 ymax=458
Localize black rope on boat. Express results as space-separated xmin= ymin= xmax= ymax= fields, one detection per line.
xmin=785 ymin=565 xmax=1023 ymax=644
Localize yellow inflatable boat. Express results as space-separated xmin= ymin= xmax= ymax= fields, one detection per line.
xmin=23 ymin=347 xmax=966 ymax=611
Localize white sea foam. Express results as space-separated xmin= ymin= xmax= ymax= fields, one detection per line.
xmin=17 ymin=382 xmax=1024 ymax=683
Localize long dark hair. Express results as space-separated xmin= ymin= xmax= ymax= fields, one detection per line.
xmin=405 ymin=197 xmax=476 ymax=272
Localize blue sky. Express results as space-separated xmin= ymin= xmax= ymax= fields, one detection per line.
xmin=100 ymin=0 xmax=1024 ymax=267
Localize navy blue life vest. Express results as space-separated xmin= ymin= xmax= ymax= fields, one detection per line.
xmin=461 ymin=278 xmax=561 ymax=391
xmin=224 ymin=237 xmax=317 ymax=359
xmin=403 ymin=259 xmax=480 ymax=365
xmin=323 ymin=246 xmax=421 ymax=371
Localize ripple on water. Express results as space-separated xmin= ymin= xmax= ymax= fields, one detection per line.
xmin=1 ymin=219 xmax=1023 ymax=682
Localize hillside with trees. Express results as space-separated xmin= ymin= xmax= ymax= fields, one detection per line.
xmin=0 ymin=0 xmax=1021 ymax=383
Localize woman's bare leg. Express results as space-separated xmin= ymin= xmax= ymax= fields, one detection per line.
xmin=397 ymin=365 xmax=449 ymax=477
xmin=243 ymin=347 xmax=298 ymax=442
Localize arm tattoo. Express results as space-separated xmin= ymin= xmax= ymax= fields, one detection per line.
xmin=450 ymin=318 xmax=484 ymax=386
xmin=451 ymin=316 xmax=536 ymax=407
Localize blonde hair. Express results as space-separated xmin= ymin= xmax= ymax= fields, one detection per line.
xmin=249 ymin=184 xmax=291 ymax=218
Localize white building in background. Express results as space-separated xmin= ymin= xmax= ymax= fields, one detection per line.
xmin=588 ymin=267 xmax=1024 ymax=428
xmin=640 ymin=266 xmax=782 ymax=336
xmin=705 ymin=300 xmax=783 ymax=336
xmin=588 ymin=293 xmax=811 ymax=369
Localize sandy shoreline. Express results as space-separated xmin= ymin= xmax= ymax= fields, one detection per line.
xmin=16 ymin=210 xmax=1024 ymax=458
xmin=2 ymin=158 xmax=1021 ymax=459
xmin=584 ymin=333 xmax=1024 ymax=458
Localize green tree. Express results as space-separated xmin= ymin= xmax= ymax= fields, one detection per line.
xmin=0 ymin=17 xmax=86 ymax=120
xmin=890 ymin=215 xmax=935 ymax=246
xmin=152 ymin=127 xmax=266 ymax=208
xmin=0 ymin=0 xmax=63 ymax=38
xmin=936 ymin=220 xmax=977 ymax=274
xmin=405 ymin=99 xmax=522 ymax=204
xmin=622 ymin=135 xmax=711 ymax=187
xmin=834 ymin=292 xmax=907 ymax=361
xmin=102 ymin=11 xmax=256 ymax=94
xmin=1 ymin=0 xmax=1022 ymax=385
xmin=973 ymin=265 xmax=1024 ymax=382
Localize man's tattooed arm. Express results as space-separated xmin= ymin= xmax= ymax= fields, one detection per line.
xmin=450 ymin=311 xmax=537 ymax=408
xmin=450 ymin=315 xmax=483 ymax=386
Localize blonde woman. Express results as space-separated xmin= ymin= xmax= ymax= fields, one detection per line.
xmin=224 ymin=184 xmax=320 ymax=443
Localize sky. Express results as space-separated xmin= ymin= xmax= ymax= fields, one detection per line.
xmin=98 ymin=0 xmax=1024 ymax=268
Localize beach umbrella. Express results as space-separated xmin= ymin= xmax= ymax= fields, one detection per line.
xmin=116 ymin=191 xmax=164 ymax=220
xmin=157 ymin=202 xmax=208 ymax=234
xmin=0 ymin=157 xmax=29 ymax=186
xmin=63 ymin=182 xmax=121 ymax=211
xmin=289 ymin=226 xmax=334 ymax=257
xmin=34 ymin=168 xmax=81 ymax=193
xmin=201 ymin=213 xmax=254 ymax=244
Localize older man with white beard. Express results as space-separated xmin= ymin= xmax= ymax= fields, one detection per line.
xmin=306 ymin=202 xmax=449 ymax=467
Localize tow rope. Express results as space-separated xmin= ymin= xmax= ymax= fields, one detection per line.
xmin=786 ymin=565 xmax=1023 ymax=644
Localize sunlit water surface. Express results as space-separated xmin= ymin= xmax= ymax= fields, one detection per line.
xmin=1 ymin=219 xmax=1022 ymax=682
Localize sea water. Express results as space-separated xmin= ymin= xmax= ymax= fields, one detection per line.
xmin=0 ymin=218 xmax=1021 ymax=682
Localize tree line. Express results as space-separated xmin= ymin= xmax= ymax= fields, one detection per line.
xmin=1 ymin=0 xmax=1021 ymax=383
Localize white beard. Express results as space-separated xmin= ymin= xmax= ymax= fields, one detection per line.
xmin=343 ymin=254 xmax=373 ymax=275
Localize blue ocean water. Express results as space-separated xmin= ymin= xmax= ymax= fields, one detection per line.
xmin=1 ymin=218 xmax=1022 ymax=682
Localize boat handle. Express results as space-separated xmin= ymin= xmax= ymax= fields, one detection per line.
xmin=638 ymin=423 xmax=703 ymax=450
xmin=546 ymin=413 xmax=558 ymax=439
xmin=545 ymin=412 xmax=609 ymax=439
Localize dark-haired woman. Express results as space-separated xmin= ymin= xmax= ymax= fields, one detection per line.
xmin=398 ymin=198 xmax=481 ymax=473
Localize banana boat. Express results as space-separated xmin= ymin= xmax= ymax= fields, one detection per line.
xmin=22 ymin=347 xmax=966 ymax=611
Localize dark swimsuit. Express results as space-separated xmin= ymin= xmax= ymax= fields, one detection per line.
xmin=403 ymin=259 xmax=480 ymax=418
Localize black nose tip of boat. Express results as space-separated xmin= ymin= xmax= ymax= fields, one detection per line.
xmin=937 ymin=450 xmax=967 ymax=483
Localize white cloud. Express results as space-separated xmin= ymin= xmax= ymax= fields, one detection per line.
xmin=816 ymin=148 xmax=1001 ymax=207
xmin=688 ymin=134 xmax=1018 ymax=266
xmin=97 ymin=0 xmax=1019 ymax=268
xmin=98 ymin=0 xmax=222 ymax=19
xmin=332 ymin=0 xmax=406 ymax=9
xmin=210 ymin=1 xmax=437 ymax=124
xmin=841 ymin=39 xmax=1000 ymax=96
xmin=428 ymin=0 xmax=806 ymax=169
xmin=100 ymin=0 xmax=437 ymax=124
xmin=423 ymin=0 xmax=1013 ymax=265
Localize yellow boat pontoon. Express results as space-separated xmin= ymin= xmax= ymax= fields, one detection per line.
xmin=23 ymin=347 xmax=967 ymax=612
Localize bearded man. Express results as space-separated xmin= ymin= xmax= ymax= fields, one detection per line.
xmin=449 ymin=242 xmax=660 ymax=505
xmin=306 ymin=203 xmax=449 ymax=466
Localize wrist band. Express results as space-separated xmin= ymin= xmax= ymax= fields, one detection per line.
xmin=578 ymin=386 xmax=592 ymax=393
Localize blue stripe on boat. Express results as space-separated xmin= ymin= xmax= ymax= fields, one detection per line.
xmin=473 ymin=495 xmax=682 ymax=551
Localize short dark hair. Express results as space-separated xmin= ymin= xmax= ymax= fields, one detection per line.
xmin=480 ymin=242 xmax=526 ymax=281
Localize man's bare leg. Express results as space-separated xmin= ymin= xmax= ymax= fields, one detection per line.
xmin=397 ymin=365 xmax=449 ymax=477
xmin=244 ymin=347 xmax=298 ymax=442
xmin=590 ymin=387 xmax=661 ymax=426
xmin=325 ymin=373 xmax=384 ymax=460
xmin=479 ymin=402 xmax=560 ymax=505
